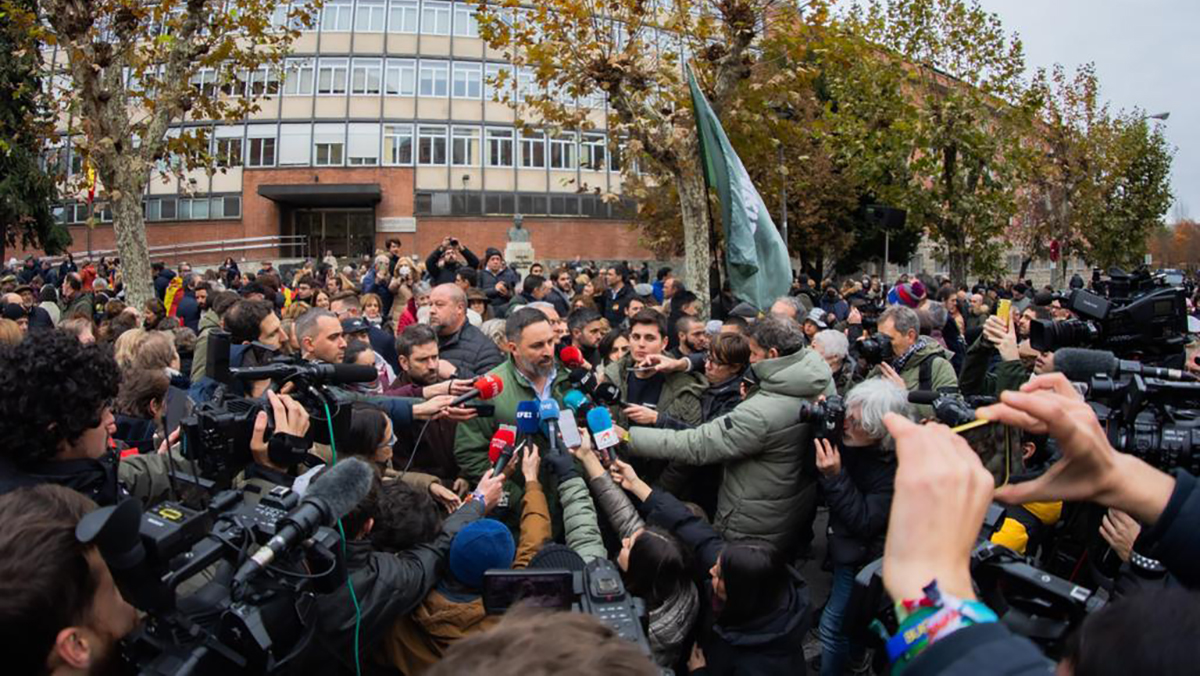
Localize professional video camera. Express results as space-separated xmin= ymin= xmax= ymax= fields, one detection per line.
xmin=482 ymin=558 xmax=654 ymax=659
xmin=75 ymin=458 xmax=374 ymax=676
xmin=1030 ymin=267 xmax=1188 ymax=361
xmin=798 ymin=394 xmax=846 ymax=443
xmin=183 ymin=331 xmax=374 ymax=489
xmin=856 ymin=332 xmax=892 ymax=367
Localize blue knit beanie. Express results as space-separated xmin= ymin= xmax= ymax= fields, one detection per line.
xmin=449 ymin=519 xmax=516 ymax=589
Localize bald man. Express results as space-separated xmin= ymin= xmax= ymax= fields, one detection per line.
xmin=429 ymin=283 xmax=503 ymax=378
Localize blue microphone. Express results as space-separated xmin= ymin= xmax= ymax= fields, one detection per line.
xmin=539 ymin=399 xmax=562 ymax=456
xmin=516 ymin=400 xmax=541 ymax=438
xmin=586 ymin=407 xmax=621 ymax=464
xmin=563 ymin=389 xmax=593 ymax=419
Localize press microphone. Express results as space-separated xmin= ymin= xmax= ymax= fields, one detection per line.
xmin=539 ymin=399 xmax=562 ymax=456
xmin=1054 ymin=347 xmax=1197 ymax=383
xmin=587 ymin=407 xmax=621 ymax=463
xmin=232 ymin=361 xmax=378 ymax=384
xmin=568 ymin=368 xmax=599 ymax=395
xmin=234 ymin=457 xmax=374 ymax=585
xmin=560 ymin=345 xmax=587 ymax=369
xmin=592 ymin=382 xmax=626 ymax=407
xmin=563 ymin=389 xmax=594 ymax=419
xmin=516 ymin=400 xmax=541 ymax=437
xmin=488 ymin=426 xmax=518 ymax=474
xmin=449 ymin=374 xmax=504 ymax=406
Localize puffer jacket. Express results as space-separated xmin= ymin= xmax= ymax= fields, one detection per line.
xmin=627 ymin=348 xmax=834 ymax=551
xmin=190 ymin=310 xmax=222 ymax=382
xmin=437 ymin=321 xmax=503 ymax=379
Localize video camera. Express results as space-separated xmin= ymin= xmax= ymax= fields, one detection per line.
xmin=856 ymin=332 xmax=892 ymax=367
xmin=482 ymin=558 xmax=654 ymax=659
xmin=798 ymin=395 xmax=846 ymax=444
xmin=75 ymin=457 xmax=374 ymax=675
xmin=1030 ymin=267 xmax=1188 ymax=361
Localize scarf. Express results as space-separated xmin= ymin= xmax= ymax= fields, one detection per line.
xmin=892 ymin=336 xmax=932 ymax=373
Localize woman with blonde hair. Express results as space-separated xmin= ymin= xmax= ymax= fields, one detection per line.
xmin=0 ymin=318 xmax=21 ymax=346
xmin=113 ymin=328 xmax=148 ymax=369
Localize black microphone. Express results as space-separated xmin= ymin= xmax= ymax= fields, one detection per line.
xmin=233 ymin=457 xmax=374 ymax=585
xmin=568 ymin=368 xmax=599 ymax=395
xmin=232 ymin=361 xmax=378 ymax=384
xmin=907 ymin=390 xmax=939 ymax=406
xmin=1054 ymin=347 xmax=1197 ymax=383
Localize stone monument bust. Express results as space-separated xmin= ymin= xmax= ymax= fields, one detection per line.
xmin=507 ymin=214 xmax=531 ymax=243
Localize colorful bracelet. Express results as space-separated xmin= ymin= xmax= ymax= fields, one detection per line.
xmin=468 ymin=491 xmax=487 ymax=510
xmin=887 ymin=580 xmax=998 ymax=672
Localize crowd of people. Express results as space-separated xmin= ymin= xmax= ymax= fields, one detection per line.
xmin=0 ymin=238 xmax=1197 ymax=676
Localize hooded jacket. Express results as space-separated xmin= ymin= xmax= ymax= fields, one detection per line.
xmin=627 ymin=348 xmax=834 ymax=550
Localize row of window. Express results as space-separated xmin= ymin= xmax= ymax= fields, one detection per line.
xmin=53 ymin=196 xmax=242 ymax=225
xmin=283 ymin=0 xmax=480 ymax=37
xmin=206 ymin=122 xmax=625 ymax=171
xmin=414 ymin=190 xmax=636 ymax=219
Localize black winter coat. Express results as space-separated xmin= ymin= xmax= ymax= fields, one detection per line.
xmin=425 ymin=246 xmax=480 ymax=286
xmin=818 ymin=443 xmax=895 ymax=567
xmin=641 ymin=489 xmax=810 ymax=675
xmin=601 ymin=283 xmax=636 ymax=326
xmin=437 ymin=322 xmax=504 ymax=379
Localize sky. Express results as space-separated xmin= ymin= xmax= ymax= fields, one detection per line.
xmin=974 ymin=0 xmax=1199 ymax=222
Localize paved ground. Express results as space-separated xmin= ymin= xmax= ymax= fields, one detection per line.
xmin=800 ymin=507 xmax=832 ymax=662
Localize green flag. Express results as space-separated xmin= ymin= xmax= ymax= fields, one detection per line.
xmin=688 ymin=67 xmax=792 ymax=312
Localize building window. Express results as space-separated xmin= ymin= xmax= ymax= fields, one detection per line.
xmin=247 ymin=67 xmax=280 ymax=96
xmin=549 ymin=133 xmax=576 ymax=170
xmin=417 ymin=125 xmax=447 ymax=165
xmin=283 ymin=59 xmax=315 ymax=96
xmin=191 ymin=69 xmax=218 ymax=99
xmin=452 ymin=62 xmax=481 ymax=99
xmin=355 ymin=0 xmax=386 ymax=31
xmin=486 ymin=128 xmax=514 ymax=167
xmin=550 ymin=194 xmax=578 ymax=215
xmin=351 ymin=58 xmax=383 ymax=95
xmin=418 ymin=60 xmax=449 ymax=97
xmin=348 ymin=122 xmax=381 ymax=165
xmin=247 ymin=126 xmax=277 ymax=167
xmin=317 ymin=58 xmax=349 ymax=95
xmin=484 ymin=63 xmax=510 ymax=101
xmin=451 ymin=126 xmax=480 ymax=166
xmin=321 ymin=0 xmax=353 ymax=31
xmin=214 ymin=133 xmax=243 ymax=167
xmin=520 ymin=130 xmax=545 ymax=169
xmin=453 ymin=2 xmax=478 ymax=37
xmin=385 ymin=58 xmax=416 ymax=95
xmin=314 ymin=123 xmax=346 ymax=166
xmin=279 ymin=123 xmax=312 ymax=165
xmin=516 ymin=67 xmax=536 ymax=103
xmin=384 ymin=124 xmax=414 ymax=165
xmin=388 ymin=0 xmax=418 ymax=32
xmin=581 ymin=133 xmax=606 ymax=170
xmin=421 ymin=0 xmax=451 ymax=35
xmin=159 ymin=197 xmax=177 ymax=220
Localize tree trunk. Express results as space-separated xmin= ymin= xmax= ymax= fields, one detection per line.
xmin=948 ymin=249 xmax=969 ymax=287
xmin=675 ymin=163 xmax=712 ymax=319
xmin=111 ymin=172 xmax=155 ymax=311
xmin=1051 ymin=258 xmax=1067 ymax=289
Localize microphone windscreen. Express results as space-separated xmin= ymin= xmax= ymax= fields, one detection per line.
xmin=560 ymin=346 xmax=586 ymax=368
xmin=330 ymin=363 xmax=380 ymax=384
xmin=563 ymin=389 xmax=589 ymax=412
xmin=475 ymin=374 xmax=504 ymax=399
xmin=907 ymin=390 xmax=940 ymax=406
xmin=516 ymin=401 xmax=541 ymax=435
xmin=539 ymin=399 xmax=561 ymax=422
xmin=593 ymin=382 xmax=622 ymax=405
xmin=1053 ymin=347 xmax=1118 ymax=382
xmin=586 ymin=406 xmax=614 ymax=431
xmin=307 ymin=457 xmax=375 ymax=520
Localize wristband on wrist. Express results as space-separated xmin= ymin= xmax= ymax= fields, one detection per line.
xmin=468 ymin=490 xmax=487 ymax=510
xmin=887 ymin=580 xmax=997 ymax=672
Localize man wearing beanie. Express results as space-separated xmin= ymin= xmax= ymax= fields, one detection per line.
xmin=387 ymin=447 xmax=551 ymax=674
xmin=480 ymin=248 xmax=521 ymax=318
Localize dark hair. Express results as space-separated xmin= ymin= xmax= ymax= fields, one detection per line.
xmin=370 ymin=480 xmax=443 ymax=553
xmin=0 ymin=330 xmax=120 ymax=465
xmin=624 ymin=526 xmax=693 ymax=608
xmin=722 ymin=315 xmax=749 ymax=332
xmin=340 ymin=472 xmax=382 ymax=539
xmin=225 ymin=299 xmax=275 ymax=344
xmin=0 ymin=485 xmax=100 ymax=676
xmin=747 ymin=315 xmax=804 ymax=357
xmin=344 ymin=341 xmax=374 ymax=365
xmin=115 ymin=368 xmax=170 ymax=419
xmin=597 ymin=328 xmax=629 ymax=366
xmin=505 ymin=306 xmax=551 ymax=343
xmin=38 ymin=285 xmax=57 ymax=303
xmin=343 ymin=403 xmax=389 ymax=460
xmin=385 ymin=238 xmax=402 ymax=249
xmin=709 ymin=332 xmax=751 ymax=370
xmin=194 ymin=281 xmax=211 ymax=294
xmin=1060 ymin=588 xmax=1200 ymax=676
xmin=522 ymin=274 xmax=546 ymax=296
xmin=210 ymin=290 xmax=240 ymax=317
xmin=397 ymin=323 xmax=438 ymax=358
xmin=456 ymin=267 xmax=478 ymax=287
xmin=656 ymin=267 xmax=673 ymax=281
xmin=567 ymin=307 xmax=602 ymax=334
xmin=628 ymin=308 xmax=667 ymax=339
xmin=716 ymin=539 xmax=791 ymax=627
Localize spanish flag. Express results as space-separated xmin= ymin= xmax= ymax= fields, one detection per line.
xmin=163 ymin=276 xmax=184 ymax=318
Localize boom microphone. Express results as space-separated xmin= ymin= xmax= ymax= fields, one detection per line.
xmin=1054 ymin=347 xmax=1197 ymax=383
xmin=449 ymin=374 xmax=504 ymax=407
xmin=234 ymin=457 xmax=374 ymax=585
xmin=232 ymin=361 xmax=377 ymax=384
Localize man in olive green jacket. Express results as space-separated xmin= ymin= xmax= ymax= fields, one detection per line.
xmin=619 ymin=316 xmax=834 ymax=553
xmin=867 ymin=305 xmax=958 ymax=417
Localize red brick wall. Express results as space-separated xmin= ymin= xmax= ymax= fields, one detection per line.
xmin=401 ymin=217 xmax=651 ymax=262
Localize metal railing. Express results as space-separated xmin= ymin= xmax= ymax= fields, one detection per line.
xmin=64 ymin=235 xmax=310 ymax=265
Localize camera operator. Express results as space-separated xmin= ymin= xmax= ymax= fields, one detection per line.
xmin=304 ymin=461 xmax=505 ymax=675
xmin=0 ymin=330 xmax=189 ymax=506
xmin=814 ymin=378 xmax=911 ymax=676
xmin=426 ymin=236 xmax=479 ymax=286
xmin=867 ymin=305 xmax=958 ymax=416
xmin=875 ymin=373 xmax=1200 ymax=675
xmin=0 ymin=484 xmax=139 ymax=676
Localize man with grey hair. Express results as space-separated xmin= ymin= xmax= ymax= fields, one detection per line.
xmin=813 ymin=377 xmax=910 ymax=675
xmin=812 ymin=329 xmax=856 ymax=395
xmin=526 ymin=300 xmax=566 ymax=346
xmin=769 ymin=294 xmax=811 ymax=322
xmin=869 ymin=304 xmax=957 ymax=417
xmin=428 ymin=283 xmax=502 ymax=378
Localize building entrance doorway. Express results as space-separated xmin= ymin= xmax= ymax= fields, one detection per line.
xmin=292 ymin=209 xmax=375 ymax=259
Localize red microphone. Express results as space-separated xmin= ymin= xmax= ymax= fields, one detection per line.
xmin=488 ymin=427 xmax=518 ymax=474
xmin=449 ymin=374 xmax=504 ymax=407
xmin=560 ymin=345 xmax=587 ymax=369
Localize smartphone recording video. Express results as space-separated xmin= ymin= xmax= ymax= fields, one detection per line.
xmin=952 ymin=419 xmax=1023 ymax=488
